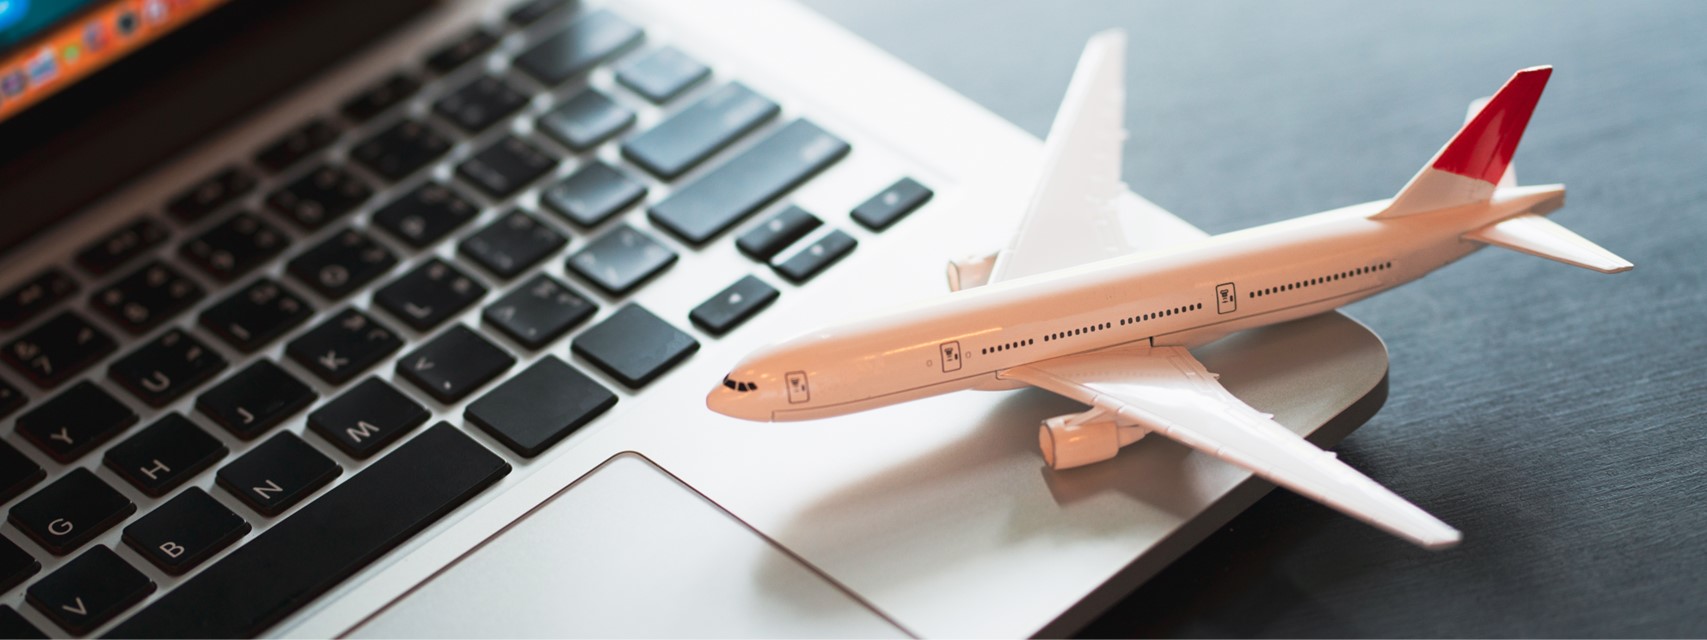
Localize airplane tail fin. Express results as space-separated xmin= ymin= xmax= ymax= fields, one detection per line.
xmin=1374 ymin=66 xmax=1552 ymax=219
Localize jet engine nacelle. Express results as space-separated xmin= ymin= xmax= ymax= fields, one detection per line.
xmin=946 ymin=251 xmax=1000 ymax=292
xmin=1038 ymin=412 xmax=1147 ymax=470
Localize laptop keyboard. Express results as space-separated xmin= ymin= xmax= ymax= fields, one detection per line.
xmin=0 ymin=1 xmax=936 ymax=636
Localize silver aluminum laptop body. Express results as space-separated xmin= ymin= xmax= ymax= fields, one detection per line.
xmin=0 ymin=0 xmax=1386 ymax=636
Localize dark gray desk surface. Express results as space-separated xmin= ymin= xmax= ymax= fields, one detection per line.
xmin=802 ymin=1 xmax=1707 ymax=636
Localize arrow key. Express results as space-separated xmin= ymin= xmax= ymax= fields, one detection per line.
xmin=25 ymin=545 xmax=153 ymax=634
xmin=217 ymin=432 xmax=341 ymax=517
xmin=397 ymin=325 xmax=515 ymax=403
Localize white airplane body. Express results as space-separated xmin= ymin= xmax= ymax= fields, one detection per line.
xmin=708 ymin=32 xmax=1631 ymax=549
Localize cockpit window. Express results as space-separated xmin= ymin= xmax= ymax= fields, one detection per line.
xmin=723 ymin=376 xmax=758 ymax=393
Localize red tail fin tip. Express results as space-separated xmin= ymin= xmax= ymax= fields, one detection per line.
xmin=1431 ymin=66 xmax=1552 ymax=185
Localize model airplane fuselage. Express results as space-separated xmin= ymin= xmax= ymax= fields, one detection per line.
xmin=712 ymin=192 xmax=1560 ymax=421
xmin=708 ymin=32 xmax=1630 ymax=549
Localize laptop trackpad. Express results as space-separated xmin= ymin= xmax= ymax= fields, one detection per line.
xmin=349 ymin=453 xmax=905 ymax=638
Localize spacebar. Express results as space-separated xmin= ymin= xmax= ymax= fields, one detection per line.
xmin=106 ymin=423 xmax=511 ymax=638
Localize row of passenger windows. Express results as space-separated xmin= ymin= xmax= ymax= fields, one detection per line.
xmin=981 ymin=338 xmax=1035 ymax=355
xmin=1249 ymin=262 xmax=1393 ymax=299
xmin=1043 ymin=321 xmax=1112 ymax=343
xmin=1119 ymin=302 xmax=1202 ymax=327
xmin=982 ymin=300 xmax=1205 ymax=356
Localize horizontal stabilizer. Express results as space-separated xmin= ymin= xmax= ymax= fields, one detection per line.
xmin=1465 ymin=214 xmax=1633 ymax=273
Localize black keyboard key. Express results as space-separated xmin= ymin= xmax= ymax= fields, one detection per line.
xmin=10 ymin=469 xmax=134 ymax=555
xmin=122 ymin=488 xmax=249 ymax=576
xmin=109 ymin=423 xmax=508 ymax=638
xmin=514 ymin=9 xmax=643 ymax=86
xmin=537 ymin=89 xmax=634 ymax=153
xmin=26 ymin=546 xmax=153 ymax=634
xmin=166 ymin=166 xmax=257 ymax=223
xmin=372 ymin=182 xmax=480 ymax=249
xmin=90 ymin=261 xmax=203 ymax=335
xmin=108 ymin=328 xmax=227 ymax=408
xmin=0 ymin=269 xmax=77 ymax=330
xmin=622 ymin=82 xmax=779 ymax=180
xmin=286 ymin=308 xmax=404 ymax=385
xmin=649 ymin=119 xmax=850 ymax=245
xmin=255 ymin=117 xmax=342 ymax=174
xmin=572 ymin=303 xmax=698 ymax=389
xmin=456 ymin=135 xmax=558 ymax=199
xmin=0 ymin=379 xmax=22 ymax=420
xmin=852 ymin=177 xmax=933 ymax=231
xmin=690 ymin=275 xmax=779 ymax=336
xmin=774 ymin=229 xmax=857 ymax=284
xmin=287 ymin=228 xmax=399 ymax=299
xmin=483 ymin=274 xmax=595 ymax=349
xmin=566 ymin=223 xmax=676 ymax=296
xmin=506 ymin=0 xmax=571 ymax=27
xmin=104 ymin=413 xmax=227 ymax=497
xmin=76 ymin=218 xmax=169 ymax=276
xmin=340 ymin=71 xmax=421 ymax=123
xmin=217 ymin=432 xmax=340 ymax=517
xmin=180 ymin=211 xmax=288 ymax=281
xmin=467 ymin=356 xmax=614 ymax=457
xmin=617 ymin=46 xmax=709 ymax=103
xmin=736 ymin=205 xmax=821 ymax=261
xmin=309 ymin=377 xmax=429 ymax=458
xmin=541 ymin=161 xmax=645 ymax=227
xmin=425 ymin=27 xmax=498 ymax=74
xmin=16 ymin=382 xmax=136 ymax=463
xmin=0 ymin=440 xmax=43 ymax=506
xmin=0 ymin=537 xmax=39 ymax=593
xmin=0 ymin=605 xmax=44 ymax=639
xmin=3 ymin=312 xmax=116 ymax=389
xmin=352 ymin=119 xmax=453 ymax=182
xmin=199 ymin=278 xmax=314 ymax=353
xmin=459 ymin=209 xmax=566 ymax=279
xmin=197 ymin=360 xmax=317 ymax=440
xmin=374 ymin=259 xmax=487 ymax=331
xmin=398 ymin=325 xmax=515 ymax=403
xmin=434 ymin=75 xmax=530 ymax=134
xmin=266 ymin=164 xmax=374 ymax=231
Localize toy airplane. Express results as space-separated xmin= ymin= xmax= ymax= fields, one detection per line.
xmin=707 ymin=31 xmax=1631 ymax=549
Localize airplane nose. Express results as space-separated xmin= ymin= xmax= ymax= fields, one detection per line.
xmin=706 ymin=385 xmax=734 ymax=416
xmin=707 ymin=383 xmax=763 ymax=421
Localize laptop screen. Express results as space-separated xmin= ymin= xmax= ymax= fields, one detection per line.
xmin=0 ymin=0 xmax=230 ymax=124
xmin=0 ymin=0 xmax=424 ymax=258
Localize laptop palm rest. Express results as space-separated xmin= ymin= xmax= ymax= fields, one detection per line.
xmin=347 ymin=453 xmax=907 ymax=638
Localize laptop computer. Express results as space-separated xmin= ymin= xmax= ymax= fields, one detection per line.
xmin=0 ymin=0 xmax=1388 ymax=636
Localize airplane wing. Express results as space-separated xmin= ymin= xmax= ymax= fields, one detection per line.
xmin=987 ymin=30 xmax=1200 ymax=285
xmin=1001 ymin=345 xmax=1462 ymax=549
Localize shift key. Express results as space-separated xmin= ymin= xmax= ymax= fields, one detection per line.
xmin=648 ymin=119 xmax=849 ymax=246
xmin=621 ymin=83 xmax=778 ymax=180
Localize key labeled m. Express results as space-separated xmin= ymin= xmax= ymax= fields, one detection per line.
xmin=346 ymin=420 xmax=382 ymax=443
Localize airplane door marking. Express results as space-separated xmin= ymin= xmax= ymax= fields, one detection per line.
xmin=939 ymin=341 xmax=962 ymax=373
xmin=1216 ymin=282 xmax=1237 ymax=314
xmin=785 ymin=371 xmax=810 ymax=404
